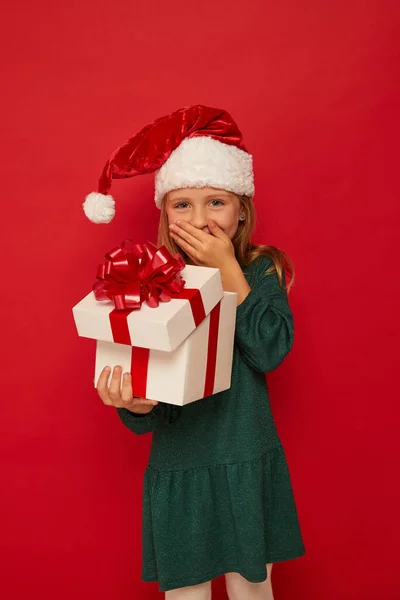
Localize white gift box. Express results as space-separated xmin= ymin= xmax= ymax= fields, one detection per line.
xmin=72 ymin=264 xmax=237 ymax=406
xmin=72 ymin=265 xmax=224 ymax=352
xmin=94 ymin=292 xmax=237 ymax=406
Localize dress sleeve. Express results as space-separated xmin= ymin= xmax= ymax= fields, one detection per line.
xmin=234 ymin=256 xmax=294 ymax=373
xmin=116 ymin=402 xmax=181 ymax=436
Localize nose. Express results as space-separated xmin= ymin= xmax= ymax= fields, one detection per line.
xmin=190 ymin=209 xmax=208 ymax=230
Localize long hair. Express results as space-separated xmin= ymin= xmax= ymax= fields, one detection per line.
xmin=156 ymin=194 xmax=295 ymax=292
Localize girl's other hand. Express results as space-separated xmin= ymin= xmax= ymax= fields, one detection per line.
xmin=169 ymin=220 xmax=236 ymax=270
xmin=96 ymin=365 xmax=158 ymax=414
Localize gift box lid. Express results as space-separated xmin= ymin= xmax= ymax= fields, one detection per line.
xmin=72 ymin=264 xmax=224 ymax=352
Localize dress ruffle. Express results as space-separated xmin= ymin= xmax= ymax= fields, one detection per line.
xmin=141 ymin=444 xmax=305 ymax=592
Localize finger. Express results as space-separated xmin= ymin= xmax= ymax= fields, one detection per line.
xmin=120 ymin=372 xmax=133 ymax=404
xmin=126 ymin=396 xmax=158 ymax=414
xmin=108 ymin=365 xmax=123 ymax=403
xmin=96 ymin=366 xmax=113 ymax=404
xmin=134 ymin=398 xmax=159 ymax=407
xmin=171 ymin=236 xmax=201 ymax=265
xmin=128 ymin=398 xmax=159 ymax=413
xmin=208 ymin=220 xmax=229 ymax=240
xmin=129 ymin=402 xmax=158 ymax=415
xmin=169 ymin=222 xmax=204 ymax=248
xmin=170 ymin=232 xmax=199 ymax=260
xmin=176 ymin=220 xmax=211 ymax=244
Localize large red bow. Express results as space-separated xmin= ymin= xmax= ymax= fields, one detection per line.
xmin=93 ymin=240 xmax=186 ymax=310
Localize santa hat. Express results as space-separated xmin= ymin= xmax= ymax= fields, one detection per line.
xmin=83 ymin=105 xmax=255 ymax=224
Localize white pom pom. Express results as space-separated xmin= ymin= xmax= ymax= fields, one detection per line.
xmin=83 ymin=192 xmax=115 ymax=224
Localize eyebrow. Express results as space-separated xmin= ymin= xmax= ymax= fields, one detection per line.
xmin=170 ymin=193 xmax=232 ymax=202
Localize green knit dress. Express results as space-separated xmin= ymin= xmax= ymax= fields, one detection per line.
xmin=117 ymin=255 xmax=306 ymax=592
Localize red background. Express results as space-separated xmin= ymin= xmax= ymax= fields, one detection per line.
xmin=2 ymin=1 xmax=399 ymax=598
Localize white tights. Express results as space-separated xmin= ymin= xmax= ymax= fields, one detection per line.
xmin=165 ymin=563 xmax=274 ymax=600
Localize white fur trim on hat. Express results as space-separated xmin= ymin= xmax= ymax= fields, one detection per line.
xmin=83 ymin=192 xmax=115 ymax=224
xmin=154 ymin=136 xmax=254 ymax=208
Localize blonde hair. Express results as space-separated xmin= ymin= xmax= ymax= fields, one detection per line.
xmin=156 ymin=193 xmax=295 ymax=292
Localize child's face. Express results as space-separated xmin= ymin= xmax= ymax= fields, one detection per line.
xmin=165 ymin=187 xmax=242 ymax=240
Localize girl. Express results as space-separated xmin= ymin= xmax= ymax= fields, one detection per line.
xmin=84 ymin=105 xmax=306 ymax=599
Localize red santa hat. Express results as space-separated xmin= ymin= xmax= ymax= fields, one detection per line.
xmin=83 ymin=104 xmax=255 ymax=223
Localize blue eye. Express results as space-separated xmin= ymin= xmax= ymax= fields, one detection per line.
xmin=174 ymin=200 xmax=224 ymax=209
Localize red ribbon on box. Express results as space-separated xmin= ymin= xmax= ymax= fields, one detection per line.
xmin=93 ymin=239 xmax=187 ymax=310
xmin=93 ymin=240 xmax=221 ymax=398
xmin=93 ymin=240 xmax=207 ymax=344
xmin=130 ymin=301 xmax=221 ymax=400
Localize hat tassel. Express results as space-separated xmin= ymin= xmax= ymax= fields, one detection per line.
xmin=82 ymin=192 xmax=115 ymax=224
